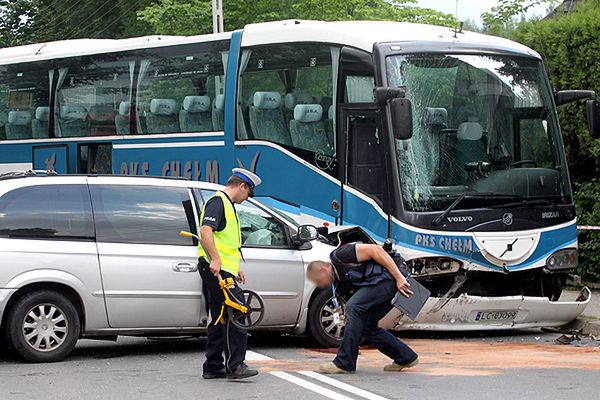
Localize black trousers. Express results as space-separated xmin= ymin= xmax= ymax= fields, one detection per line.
xmin=198 ymin=260 xmax=248 ymax=373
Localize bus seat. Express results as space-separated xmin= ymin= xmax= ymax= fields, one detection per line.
xmin=146 ymin=98 xmax=178 ymax=134
xmin=58 ymin=105 xmax=87 ymax=137
xmin=423 ymin=107 xmax=448 ymax=129
xmin=290 ymin=104 xmax=332 ymax=155
xmin=179 ymin=95 xmax=212 ymax=132
xmin=284 ymin=92 xmax=313 ymax=123
xmin=249 ymin=91 xmax=291 ymax=146
xmin=447 ymin=122 xmax=488 ymax=184
xmin=325 ymin=105 xmax=335 ymax=146
xmin=212 ymin=94 xmax=225 ymax=131
xmin=89 ymin=105 xmax=116 ymax=136
xmin=115 ymin=102 xmax=130 ymax=134
xmin=32 ymin=107 xmax=50 ymax=138
xmin=6 ymin=110 xmax=33 ymax=140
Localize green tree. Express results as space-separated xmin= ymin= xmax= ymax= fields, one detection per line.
xmin=481 ymin=0 xmax=558 ymax=36
xmin=0 ymin=0 xmax=154 ymax=47
xmin=137 ymin=0 xmax=456 ymax=36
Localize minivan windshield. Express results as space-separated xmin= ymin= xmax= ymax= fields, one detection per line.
xmin=386 ymin=53 xmax=572 ymax=212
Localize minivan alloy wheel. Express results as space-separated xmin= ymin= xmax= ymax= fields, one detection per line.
xmin=22 ymin=304 xmax=68 ymax=352
xmin=320 ymin=296 xmax=346 ymax=341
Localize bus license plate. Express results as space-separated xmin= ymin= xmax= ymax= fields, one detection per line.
xmin=474 ymin=310 xmax=518 ymax=322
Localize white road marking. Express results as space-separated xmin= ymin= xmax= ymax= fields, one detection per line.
xmin=270 ymin=371 xmax=355 ymax=400
xmin=246 ymin=350 xmax=275 ymax=361
xmin=248 ymin=350 xmax=391 ymax=400
xmin=300 ymin=371 xmax=390 ymax=400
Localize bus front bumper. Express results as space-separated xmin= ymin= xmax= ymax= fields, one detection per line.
xmin=381 ymin=287 xmax=591 ymax=331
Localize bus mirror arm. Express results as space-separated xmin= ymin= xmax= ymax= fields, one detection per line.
xmin=554 ymin=90 xmax=599 ymax=139
xmin=373 ymin=86 xmax=405 ymax=104
xmin=554 ymin=89 xmax=596 ymax=106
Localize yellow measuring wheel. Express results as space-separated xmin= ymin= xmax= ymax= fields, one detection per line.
xmin=180 ymin=231 xmax=265 ymax=329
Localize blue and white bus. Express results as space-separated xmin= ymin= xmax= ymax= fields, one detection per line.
xmin=1 ymin=20 xmax=597 ymax=329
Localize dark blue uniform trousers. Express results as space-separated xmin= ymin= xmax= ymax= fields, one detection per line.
xmin=199 ymin=261 xmax=247 ymax=373
xmin=333 ymin=279 xmax=418 ymax=372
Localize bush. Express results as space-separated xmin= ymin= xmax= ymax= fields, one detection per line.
xmin=512 ymin=1 xmax=600 ymax=282
xmin=574 ymin=180 xmax=600 ymax=282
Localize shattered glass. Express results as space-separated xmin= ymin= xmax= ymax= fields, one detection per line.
xmin=386 ymin=54 xmax=572 ymax=212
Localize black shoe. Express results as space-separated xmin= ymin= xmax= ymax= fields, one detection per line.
xmin=203 ymin=369 xmax=227 ymax=379
xmin=226 ymin=363 xmax=259 ymax=380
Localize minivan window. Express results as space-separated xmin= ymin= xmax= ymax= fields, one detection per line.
xmin=201 ymin=190 xmax=289 ymax=247
xmin=90 ymin=185 xmax=194 ymax=245
xmin=0 ymin=184 xmax=94 ymax=239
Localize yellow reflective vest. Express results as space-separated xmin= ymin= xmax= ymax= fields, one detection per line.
xmin=198 ymin=191 xmax=242 ymax=276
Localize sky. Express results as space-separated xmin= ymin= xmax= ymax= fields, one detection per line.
xmin=413 ymin=0 xmax=555 ymax=25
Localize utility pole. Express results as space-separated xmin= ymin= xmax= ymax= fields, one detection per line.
xmin=212 ymin=0 xmax=224 ymax=33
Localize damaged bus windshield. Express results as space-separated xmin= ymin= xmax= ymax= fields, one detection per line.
xmin=386 ymin=54 xmax=572 ymax=212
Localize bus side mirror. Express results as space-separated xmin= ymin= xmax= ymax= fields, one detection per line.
xmin=390 ymin=97 xmax=413 ymax=140
xmin=586 ymin=99 xmax=600 ymax=139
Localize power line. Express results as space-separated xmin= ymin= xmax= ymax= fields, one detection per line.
xmin=61 ymin=0 xmax=117 ymax=40
xmin=91 ymin=0 xmax=146 ymax=39
xmin=29 ymin=0 xmax=88 ymax=38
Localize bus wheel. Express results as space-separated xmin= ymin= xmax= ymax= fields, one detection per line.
xmin=308 ymin=290 xmax=345 ymax=348
xmin=5 ymin=290 xmax=80 ymax=363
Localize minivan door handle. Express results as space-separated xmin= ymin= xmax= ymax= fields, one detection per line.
xmin=172 ymin=262 xmax=198 ymax=273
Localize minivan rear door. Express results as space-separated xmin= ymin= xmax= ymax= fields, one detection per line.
xmin=88 ymin=178 xmax=204 ymax=328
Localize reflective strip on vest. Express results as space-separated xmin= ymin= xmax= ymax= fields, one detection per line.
xmin=198 ymin=191 xmax=242 ymax=276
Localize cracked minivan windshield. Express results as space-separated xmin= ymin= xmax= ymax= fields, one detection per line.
xmin=386 ymin=53 xmax=572 ymax=212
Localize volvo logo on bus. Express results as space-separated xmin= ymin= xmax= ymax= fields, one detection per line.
xmin=447 ymin=216 xmax=473 ymax=223
xmin=502 ymin=213 xmax=513 ymax=226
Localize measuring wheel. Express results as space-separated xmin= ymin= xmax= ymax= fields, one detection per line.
xmin=227 ymin=289 xmax=265 ymax=329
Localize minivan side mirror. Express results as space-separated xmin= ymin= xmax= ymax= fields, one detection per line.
xmin=296 ymin=225 xmax=318 ymax=242
xmin=586 ymin=99 xmax=600 ymax=139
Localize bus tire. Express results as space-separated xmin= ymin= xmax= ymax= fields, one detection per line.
xmin=4 ymin=290 xmax=80 ymax=363
xmin=308 ymin=289 xmax=345 ymax=348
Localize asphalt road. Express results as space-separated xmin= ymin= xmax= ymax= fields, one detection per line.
xmin=1 ymin=330 xmax=599 ymax=400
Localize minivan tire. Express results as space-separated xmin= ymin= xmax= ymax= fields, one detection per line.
xmin=308 ymin=289 xmax=345 ymax=348
xmin=4 ymin=290 xmax=80 ymax=363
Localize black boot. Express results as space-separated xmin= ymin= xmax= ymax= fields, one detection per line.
xmin=203 ymin=368 xmax=227 ymax=379
xmin=227 ymin=363 xmax=259 ymax=380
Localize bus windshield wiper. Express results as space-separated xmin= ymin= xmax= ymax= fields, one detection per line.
xmin=431 ymin=192 xmax=518 ymax=226
xmin=491 ymin=198 xmax=556 ymax=209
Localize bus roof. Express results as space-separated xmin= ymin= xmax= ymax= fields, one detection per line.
xmin=241 ymin=20 xmax=539 ymax=57
xmin=0 ymin=20 xmax=539 ymax=66
xmin=0 ymin=32 xmax=232 ymax=66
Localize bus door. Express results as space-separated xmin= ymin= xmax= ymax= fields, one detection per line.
xmin=339 ymin=105 xmax=393 ymax=238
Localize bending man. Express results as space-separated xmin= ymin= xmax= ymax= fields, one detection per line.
xmin=307 ymin=242 xmax=418 ymax=374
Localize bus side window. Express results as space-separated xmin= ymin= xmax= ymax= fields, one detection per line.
xmin=237 ymin=43 xmax=339 ymax=170
xmin=54 ymin=55 xmax=133 ymax=138
xmin=0 ymin=62 xmax=50 ymax=141
xmin=134 ymin=40 xmax=229 ymax=135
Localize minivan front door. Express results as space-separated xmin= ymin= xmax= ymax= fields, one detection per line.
xmin=89 ymin=180 xmax=204 ymax=328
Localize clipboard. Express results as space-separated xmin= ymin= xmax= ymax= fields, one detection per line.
xmin=391 ymin=276 xmax=431 ymax=320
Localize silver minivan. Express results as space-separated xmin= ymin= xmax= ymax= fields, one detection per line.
xmin=0 ymin=173 xmax=341 ymax=362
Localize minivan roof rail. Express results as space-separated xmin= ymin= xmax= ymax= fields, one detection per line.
xmin=0 ymin=170 xmax=191 ymax=181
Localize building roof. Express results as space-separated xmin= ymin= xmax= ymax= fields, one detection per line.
xmin=0 ymin=20 xmax=539 ymax=66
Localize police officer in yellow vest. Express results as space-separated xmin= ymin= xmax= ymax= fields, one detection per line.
xmin=198 ymin=168 xmax=261 ymax=380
